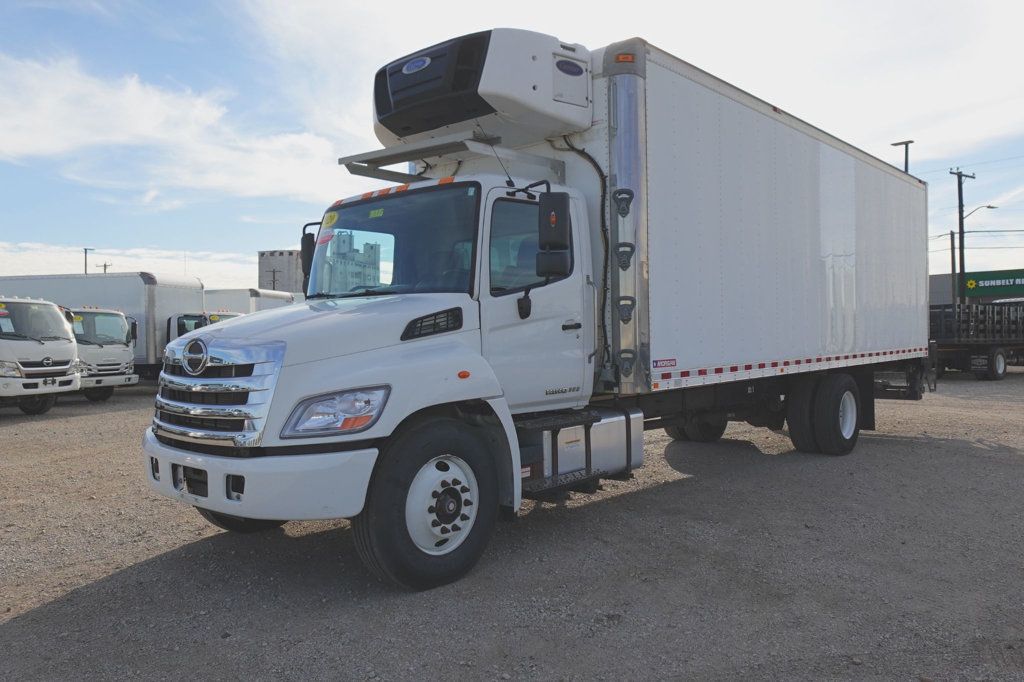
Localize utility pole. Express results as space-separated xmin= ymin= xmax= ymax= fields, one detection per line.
xmin=269 ymin=268 xmax=281 ymax=291
xmin=100 ymin=262 xmax=112 ymax=274
xmin=891 ymin=140 xmax=914 ymax=173
xmin=949 ymin=231 xmax=956 ymax=307
xmin=950 ymin=168 xmax=975 ymax=301
xmin=83 ymin=247 xmax=94 ymax=275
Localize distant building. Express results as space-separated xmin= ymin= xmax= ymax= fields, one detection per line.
xmin=258 ymin=250 xmax=303 ymax=294
xmin=930 ymin=267 xmax=1024 ymax=305
xmin=320 ymin=231 xmax=381 ymax=292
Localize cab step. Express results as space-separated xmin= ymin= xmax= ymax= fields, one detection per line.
xmin=522 ymin=468 xmax=607 ymax=499
xmin=513 ymin=409 xmax=603 ymax=432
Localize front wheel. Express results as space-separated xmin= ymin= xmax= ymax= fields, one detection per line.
xmin=195 ymin=508 xmax=286 ymax=533
xmin=18 ymin=395 xmax=56 ymax=415
xmin=352 ymin=418 xmax=498 ymax=590
xmin=83 ymin=387 xmax=115 ymax=402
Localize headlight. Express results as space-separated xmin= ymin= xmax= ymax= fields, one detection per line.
xmin=281 ymin=386 xmax=390 ymax=438
xmin=73 ymin=359 xmax=87 ymax=375
xmin=0 ymin=361 xmax=22 ymax=378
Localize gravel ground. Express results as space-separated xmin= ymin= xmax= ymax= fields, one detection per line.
xmin=1 ymin=370 xmax=1023 ymax=680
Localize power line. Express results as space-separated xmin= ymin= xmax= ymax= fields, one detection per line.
xmin=929 ymin=245 xmax=1024 ymax=252
xmin=916 ymin=154 xmax=1024 ymax=176
xmin=928 ymin=228 xmax=1024 ymax=239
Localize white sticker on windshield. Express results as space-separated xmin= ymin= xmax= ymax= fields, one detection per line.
xmin=467 ymin=187 xmax=475 ymax=196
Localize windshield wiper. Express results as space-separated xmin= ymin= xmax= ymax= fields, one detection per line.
xmin=337 ymin=288 xmax=402 ymax=299
xmin=76 ymin=337 xmax=103 ymax=347
xmin=0 ymin=331 xmax=45 ymax=345
xmin=40 ymin=335 xmax=72 ymax=342
xmin=305 ymin=292 xmax=339 ymax=300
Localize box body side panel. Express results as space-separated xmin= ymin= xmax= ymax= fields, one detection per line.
xmin=644 ymin=56 xmax=928 ymax=384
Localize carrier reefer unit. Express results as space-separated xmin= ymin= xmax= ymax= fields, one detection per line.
xmin=0 ymin=273 xmax=205 ymax=379
xmin=0 ymin=296 xmax=80 ymax=414
xmin=142 ymin=29 xmax=931 ymax=589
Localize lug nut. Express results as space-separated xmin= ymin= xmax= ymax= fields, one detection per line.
xmin=452 ymin=478 xmax=462 ymax=486
xmin=431 ymin=520 xmax=441 ymax=528
xmin=431 ymin=490 xmax=439 ymax=498
xmin=440 ymin=526 xmax=450 ymax=535
xmin=451 ymin=524 xmax=461 ymax=532
xmin=427 ymin=506 xmax=435 ymax=514
xmin=460 ymin=513 xmax=470 ymax=521
xmin=463 ymin=499 xmax=473 ymax=507
xmin=460 ymin=486 xmax=470 ymax=493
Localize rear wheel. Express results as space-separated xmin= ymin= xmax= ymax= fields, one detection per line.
xmin=786 ymin=376 xmax=819 ymax=453
xmin=663 ymin=424 xmax=689 ymax=441
xmin=83 ymin=387 xmax=115 ymax=402
xmin=683 ymin=415 xmax=728 ymax=442
xmin=352 ymin=418 xmax=498 ymax=590
xmin=988 ymin=348 xmax=1007 ymax=381
xmin=195 ymin=508 xmax=286 ymax=533
xmin=812 ymin=373 xmax=860 ymax=456
xmin=18 ymin=395 xmax=56 ymax=415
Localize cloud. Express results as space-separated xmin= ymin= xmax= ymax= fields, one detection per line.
xmin=0 ymin=241 xmax=257 ymax=288
xmin=0 ymin=53 xmax=370 ymax=204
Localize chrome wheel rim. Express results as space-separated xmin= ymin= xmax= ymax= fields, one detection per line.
xmin=995 ymin=353 xmax=1006 ymax=375
xmin=838 ymin=390 xmax=857 ymax=440
xmin=405 ymin=455 xmax=478 ymax=555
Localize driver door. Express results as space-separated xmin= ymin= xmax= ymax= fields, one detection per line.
xmin=479 ymin=190 xmax=591 ymax=413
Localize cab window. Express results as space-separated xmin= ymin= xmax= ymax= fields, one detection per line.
xmin=489 ymin=199 xmax=571 ymax=295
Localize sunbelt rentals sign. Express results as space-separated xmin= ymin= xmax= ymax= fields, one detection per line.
xmin=964 ymin=268 xmax=1024 ymax=298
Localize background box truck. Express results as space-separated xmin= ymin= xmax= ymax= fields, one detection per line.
xmin=0 ymin=273 xmax=205 ymax=379
xmin=142 ymin=29 xmax=931 ymax=588
xmin=0 ymin=296 xmax=80 ymax=414
xmin=205 ymin=288 xmax=295 ymax=314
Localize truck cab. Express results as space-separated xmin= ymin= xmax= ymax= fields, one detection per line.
xmin=0 ymin=297 xmax=81 ymax=415
xmin=70 ymin=307 xmax=140 ymax=401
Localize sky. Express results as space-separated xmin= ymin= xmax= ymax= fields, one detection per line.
xmin=1 ymin=0 xmax=1023 ymax=288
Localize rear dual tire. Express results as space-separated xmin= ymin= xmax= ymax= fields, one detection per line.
xmin=787 ymin=373 xmax=860 ymax=456
xmin=664 ymin=415 xmax=727 ymax=443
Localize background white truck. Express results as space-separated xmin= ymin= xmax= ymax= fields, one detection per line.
xmin=69 ymin=307 xmax=140 ymax=401
xmin=0 ymin=273 xmax=205 ymax=379
xmin=205 ymin=288 xmax=294 ymax=314
xmin=143 ymin=29 xmax=931 ymax=589
xmin=0 ymin=296 xmax=80 ymax=414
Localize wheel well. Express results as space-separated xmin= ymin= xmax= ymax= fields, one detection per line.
xmin=385 ymin=401 xmax=515 ymax=511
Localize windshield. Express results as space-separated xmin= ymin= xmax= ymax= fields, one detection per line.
xmin=72 ymin=311 xmax=130 ymax=346
xmin=307 ymin=182 xmax=480 ymax=298
xmin=0 ymin=301 xmax=72 ymax=341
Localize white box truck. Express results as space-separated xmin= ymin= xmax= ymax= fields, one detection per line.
xmin=142 ymin=29 xmax=931 ymax=589
xmin=205 ymin=288 xmax=295 ymax=314
xmin=68 ymin=307 xmax=140 ymax=401
xmin=0 ymin=273 xmax=205 ymax=379
xmin=0 ymin=296 xmax=81 ymax=414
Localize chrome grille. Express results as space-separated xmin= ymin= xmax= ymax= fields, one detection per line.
xmin=153 ymin=339 xmax=285 ymax=449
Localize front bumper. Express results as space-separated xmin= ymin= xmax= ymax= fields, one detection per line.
xmin=141 ymin=428 xmax=378 ymax=520
xmin=0 ymin=373 xmax=80 ymax=398
xmin=81 ymin=373 xmax=139 ymax=389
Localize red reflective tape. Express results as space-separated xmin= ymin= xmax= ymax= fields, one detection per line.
xmin=681 ymin=370 xmax=690 ymax=377
xmin=744 ymin=364 xmax=753 ymax=370
xmin=661 ymin=372 xmax=672 ymax=380
xmin=758 ymin=363 xmax=766 ymax=369
xmin=783 ymin=361 xmax=791 ymax=366
xmin=361 ymin=192 xmax=374 ymax=200
xmin=729 ymin=365 xmax=738 ymax=372
xmin=816 ymin=357 xmax=822 ymax=363
xmin=329 ymin=199 xmax=343 ymax=208
xmin=698 ymin=369 xmax=707 ymax=376
xmin=714 ymin=367 xmax=724 ymax=374
xmin=376 ymin=188 xmax=391 ymax=196
xmin=771 ymin=362 xmax=779 ymax=368
xmin=395 ymin=184 xmax=409 ymax=193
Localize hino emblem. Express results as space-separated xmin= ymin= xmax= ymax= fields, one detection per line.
xmin=182 ymin=339 xmax=209 ymax=376
xmin=41 ymin=356 xmax=53 ymax=367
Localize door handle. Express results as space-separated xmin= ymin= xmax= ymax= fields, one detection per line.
xmin=561 ymin=321 xmax=582 ymax=331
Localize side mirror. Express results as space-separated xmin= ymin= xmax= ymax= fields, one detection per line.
xmin=130 ymin=319 xmax=138 ymax=342
xmin=536 ymin=192 xmax=572 ymax=278
xmin=300 ymin=221 xmax=321 ymax=293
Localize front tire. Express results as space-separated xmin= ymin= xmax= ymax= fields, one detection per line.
xmin=18 ymin=395 xmax=56 ymax=415
xmin=83 ymin=387 xmax=115 ymax=402
xmin=195 ymin=508 xmax=286 ymax=533
xmin=352 ymin=418 xmax=498 ymax=590
xmin=812 ymin=373 xmax=860 ymax=456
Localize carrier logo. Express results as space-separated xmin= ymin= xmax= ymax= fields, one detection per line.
xmin=555 ymin=59 xmax=584 ymax=76
xmin=402 ymin=56 xmax=431 ymax=75
xmin=182 ymin=339 xmax=209 ymax=376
